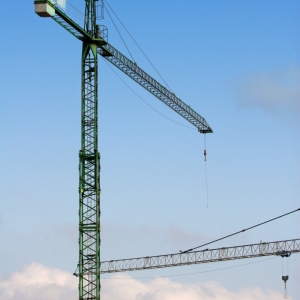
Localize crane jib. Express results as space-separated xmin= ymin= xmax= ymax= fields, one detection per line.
xmin=99 ymin=43 xmax=213 ymax=134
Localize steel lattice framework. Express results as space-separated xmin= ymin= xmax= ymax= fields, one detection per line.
xmin=100 ymin=239 xmax=300 ymax=274
xmin=79 ymin=43 xmax=100 ymax=299
xmin=78 ymin=1 xmax=101 ymax=299
xmin=98 ymin=43 xmax=213 ymax=133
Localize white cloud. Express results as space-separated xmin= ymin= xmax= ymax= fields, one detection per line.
xmin=0 ymin=263 xmax=77 ymax=300
xmin=236 ymin=64 xmax=300 ymax=115
xmin=101 ymin=274 xmax=285 ymax=300
xmin=0 ymin=263 xmax=286 ymax=300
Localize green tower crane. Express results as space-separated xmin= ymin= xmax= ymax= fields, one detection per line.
xmin=34 ymin=1 xmax=212 ymax=299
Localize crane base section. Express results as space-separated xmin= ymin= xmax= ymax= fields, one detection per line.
xmin=34 ymin=0 xmax=55 ymax=17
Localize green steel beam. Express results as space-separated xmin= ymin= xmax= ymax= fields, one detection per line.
xmin=99 ymin=43 xmax=213 ymax=134
xmin=53 ymin=4 xmax=92 ymax=40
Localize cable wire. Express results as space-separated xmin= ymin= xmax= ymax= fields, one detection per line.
xmin=100 ymin=256 xmax=277 ymax=280
xmin=104 ymin=6 xmax=135 ymax=62
xmin=104 ymin=0 xmax=173 ymax=92
xmin=182 ymin=208 xmax=300 ymax=253
xmin=204 ymin=134 xmax=209 ymax=207
xmin=103 ymin=59 xmax=196 ymax=130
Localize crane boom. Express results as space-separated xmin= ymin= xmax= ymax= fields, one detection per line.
xmin=98 ymin=43 xmax=213 ymax=133
xmin=100 ymin=239 xmax=300 ymax=274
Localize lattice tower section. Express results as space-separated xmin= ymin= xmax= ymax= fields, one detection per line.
xmin=79 ymin=43 xmax=101 ymax=300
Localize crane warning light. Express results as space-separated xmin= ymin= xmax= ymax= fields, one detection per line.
xmin=34 ymin=0 xmax=55 ymax=17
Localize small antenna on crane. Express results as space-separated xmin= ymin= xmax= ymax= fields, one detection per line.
xmin=204 ymin=134 xmax=210 ymax=207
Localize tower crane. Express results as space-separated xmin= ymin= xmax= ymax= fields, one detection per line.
xmin=34 ymin=1 xmax=212 ymax=299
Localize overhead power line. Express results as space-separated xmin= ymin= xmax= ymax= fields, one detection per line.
xmin=181 ymin=208 xmax=300 ymax=253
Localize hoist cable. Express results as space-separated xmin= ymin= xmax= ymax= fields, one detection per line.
xmin=203 ymin=134 xmax=209 ymax=207
xmin=181 ymin=208 xmax=300 ymax=253
xmin=104 ymin=0 xmax=173 ymax=92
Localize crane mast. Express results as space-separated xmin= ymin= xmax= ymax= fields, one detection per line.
xmin=84 ymin=0 xmax=97 ymax=36
xmin=79 ymin=1 xmax=101 ymax=299
xmin=79 ymin=29 xmax=100 ymax=300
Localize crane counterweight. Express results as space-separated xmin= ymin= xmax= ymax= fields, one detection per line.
xmin=34 ymin=0 xmax=55 ymax=17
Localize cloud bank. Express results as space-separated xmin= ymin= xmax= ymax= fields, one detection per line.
xmin=0 ymin=263 xmax=287 ymax=300
xmin=236 ymin=64 xmax=300 ymax=115
xmin=102 ymin=274 xmax=284 ymax=300
xmin=0 ymin=263 xmax=77 ymax=300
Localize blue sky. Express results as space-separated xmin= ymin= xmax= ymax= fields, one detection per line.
xmin=0 ymin=0 xmax=299 ymax=299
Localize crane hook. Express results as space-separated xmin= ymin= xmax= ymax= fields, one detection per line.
xmin=204 ymin=134 xmax=207 ymax=161
xmin=281 ymin=251 xmax=290 ymax=298
xmin=282 ymin=275 xmax=289 ymax=298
